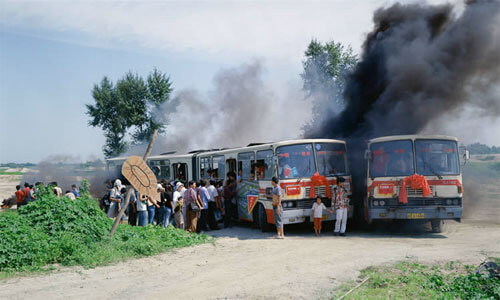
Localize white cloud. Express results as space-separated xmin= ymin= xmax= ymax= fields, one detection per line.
xmin=1 ymin=1 xmax=382 ymax=62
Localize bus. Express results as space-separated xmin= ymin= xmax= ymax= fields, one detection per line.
xmin=106 ymin=139 xmax=353 ymax=231
xmin=363 ymin=135 xmax=468 ymax=232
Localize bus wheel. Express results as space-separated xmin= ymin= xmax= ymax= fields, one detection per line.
xmin=431 ymin=220 xmax=444 ymax=233
xmin=257 ymin=204 xmax=272 ymax=232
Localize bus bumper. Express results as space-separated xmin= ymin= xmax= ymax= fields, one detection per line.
xmin=369 ymin=206 xmax=462 ymax=220
xmin=281 ymin=206 xmax=354 ymax=225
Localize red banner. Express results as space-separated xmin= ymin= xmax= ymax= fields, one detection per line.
xmin=378 ymin=184 xmax=394 ymax=195
xmin=286 ymin=185 xmax=301 ymax=196
xmin=247 ymin=195 xmax=258 ymax=214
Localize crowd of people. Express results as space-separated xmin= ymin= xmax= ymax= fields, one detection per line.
xmin=100 ymin=171 xmax=242 ymax=233
xmin=4 ymin=173 xmax=350 ymax=238
xmin=2 ymin=181 xmax=80 ymax=208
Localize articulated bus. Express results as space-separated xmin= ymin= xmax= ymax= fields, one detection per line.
xmin=364 ymin=135 xmax=468 ymax=232
xmin=107 ymin=139 xmax=353 ymax=231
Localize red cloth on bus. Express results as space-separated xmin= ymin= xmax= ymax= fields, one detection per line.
xmin=399 ymin=174 xmax=432 ymax=204
xmin=309 ymin=172 xmax=332 ymax=199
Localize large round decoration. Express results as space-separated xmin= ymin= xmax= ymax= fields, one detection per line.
xmin=122 ymin=156 xmax=159 ymax=201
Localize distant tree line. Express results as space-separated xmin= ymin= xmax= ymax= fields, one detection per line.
xmin=0 ymin=163 xmax=37 ymax=168
xmin=466 ymin=143 xmax=500 ymax=155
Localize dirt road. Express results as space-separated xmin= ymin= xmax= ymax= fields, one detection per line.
xmin=1 ymin=220 xmax=499 ymax=300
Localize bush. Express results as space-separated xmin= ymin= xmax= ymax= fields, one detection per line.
xmin=0 ymin=184 xmax=210 ymax=273
xmin=0 ymin=212 xmax=52 ymax=270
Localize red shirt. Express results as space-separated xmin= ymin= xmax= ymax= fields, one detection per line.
xmin=15 ymin=190 xmax=25 ymax=203
xmin=23 ymin=187 xmax=30 ymax=198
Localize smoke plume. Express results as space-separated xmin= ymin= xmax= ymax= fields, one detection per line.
xmin=307 ymin=0 xmax=500 ymax=141
xmin=127 ymin=61 xmax=311 ymax=155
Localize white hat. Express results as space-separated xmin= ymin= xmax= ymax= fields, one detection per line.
xmin=157 ymin=183 xmax=163 ymax=190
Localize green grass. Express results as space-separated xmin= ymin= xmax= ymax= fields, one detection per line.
xmin=463 ymin=162 xmax=500 ymax=184
xmin=333 ymin=260 xmax=500 ymax=299
xmin=0 ymin=171 xmax=23 ymax=175
xmin=0 ymin=183 xmax=211 ymax=278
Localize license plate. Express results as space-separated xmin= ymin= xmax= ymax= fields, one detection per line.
xmin=407 ymin=213 xmax=425 ymax=219
xmin=322 ymin=215 xmax=328 ymax=220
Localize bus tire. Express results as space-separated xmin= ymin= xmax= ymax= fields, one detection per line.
xmin=431 ymin=220 xmax=444 ymax=233
xmin=257 ymin=204 xmax=272 ymax=232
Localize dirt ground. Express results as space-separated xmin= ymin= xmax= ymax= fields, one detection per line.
xmin=0 ymin=220 xmax=499 ymax=300
xmin=1 ymin=174 xmax=499 ymax=299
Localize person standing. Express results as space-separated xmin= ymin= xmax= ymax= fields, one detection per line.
xmin=185 ymin=181 xmax=202 ymax=233
xmin=223 ymin=179 xmax=237 ymax=228
xmin=333 ymin=177 xmax=349 ymax=236
xmin=271 ymin=176 xmax=284 ymax=239
xmin=147 ymin=193 xmax=160 ymax=225
xmin=127 ymin=190 xmax=139 ymax=226
xmin=71 ymin=184 xmax=80 ymax=198
xmin=15 ymin=185 xmax=26 ymax=207
xmin=107 ymin=179 xmax=123 ymax=219
xmin=135 ymin=193 xmax=149 ymax=226
xmin=172 ymin=182 xmax=183 ymax=227
xmin=159 ymin=184 xmax=173 ymax=228
xmin=22 ymin=183 xmax=30 ymax=200
xmin=311 ymin=197 xmax=333 ymax=236
xmin=206 ymin=180 xmax=220 ymax=230
xmin=197 ymin=181 xmax=210 ymax=232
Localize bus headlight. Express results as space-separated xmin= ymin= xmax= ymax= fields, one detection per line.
xmin=373 ymin=200 xmax=379 ymax=206
xmin=379 ymin=200 xmax=385 ymax=206
xmin=446 ymin=199 xmax=452 ymax=205
xmin=453 ymin=199 xmax=459 ymax=205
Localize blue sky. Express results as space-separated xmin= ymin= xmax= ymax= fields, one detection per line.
xmin=1 ymin=0 xmax=498 ymax=163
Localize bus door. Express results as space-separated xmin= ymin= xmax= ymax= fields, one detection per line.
xmin=237 ymin=152 xmax=258 ymax=221
xmin=173 ymin=163 xmax=188 ymax=182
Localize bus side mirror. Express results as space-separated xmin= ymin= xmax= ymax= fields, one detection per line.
xmin=364 ymin=150 xmax=372 ymax=160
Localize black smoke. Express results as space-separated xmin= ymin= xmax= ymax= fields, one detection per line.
xmin=307 ymin=0 xmax=500 ymax=141
xmin=304 ymin=1 xmax=500 ymax=220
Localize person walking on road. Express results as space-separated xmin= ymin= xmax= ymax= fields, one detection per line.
xmin=271 ymin=176 xmax=284 ymax=239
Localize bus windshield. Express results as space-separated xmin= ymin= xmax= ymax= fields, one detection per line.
xmin=370 ymin=140 xmax=414 ymax=177
xmin=277 ymin=144 xmax=316 ymax=179
xmin=415 ymin=139 xmax=460 ymax=176
xmin=315 ymin=143 xmax=347 ymax=176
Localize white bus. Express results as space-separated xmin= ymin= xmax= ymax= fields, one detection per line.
xmin=364 ymin=135 xmax=467 ymax=232
xmin=107 ymin=139 xmax=353 ymax=231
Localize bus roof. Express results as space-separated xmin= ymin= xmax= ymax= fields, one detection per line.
xmin=368 ymin=135 xmax=458 ymax=144
xmin=106 ymin=138 xmax=346 ymax=162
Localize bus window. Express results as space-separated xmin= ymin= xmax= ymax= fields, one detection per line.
xmin=149 ymin=159 xmax=170 ymax=181
xmin=226 ymin=159 xmax=236 ymax=178
xmin=369 ymin=140 xmax=414 ymax=177
xmin=212 ymin=155 xmax=225 ymax=181
xmin=237 ymin=152 xmax=255 ymax=180
xmin=173 ymin=163 xmax=188 ymax=182
xmin=256 ymin=150 xmax=273 ymax=179
xmin=315 ymin=143 xmax=347 ymax=176
xmin=276 ymin=144 xmax=316 ymax=179
xmin=416 ymin=140 xmax=460 ymax=175
xmin=199 ymin=157 xmax=211 ymax=179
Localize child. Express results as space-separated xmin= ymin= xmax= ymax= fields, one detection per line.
xmin=312 ymin=197 xmax=333 ymax=236
xmin=333 ymin=177 xmax=349 ymax=236
xmin=174 ymin=196 xmax=185 ymax=230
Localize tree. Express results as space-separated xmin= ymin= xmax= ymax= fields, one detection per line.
xmin=301 ymin=39 xmax=357 ymax=133
xmin=86 ymin=69 xmax=173 ymax=158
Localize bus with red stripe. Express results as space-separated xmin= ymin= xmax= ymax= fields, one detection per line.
xmin=197 ymin=139 xmax=353 ymax=231
xmin=364 ymin=135 xmax=468 ymax=232
xmin=107 ymin=139 xmax=352 ymax=231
